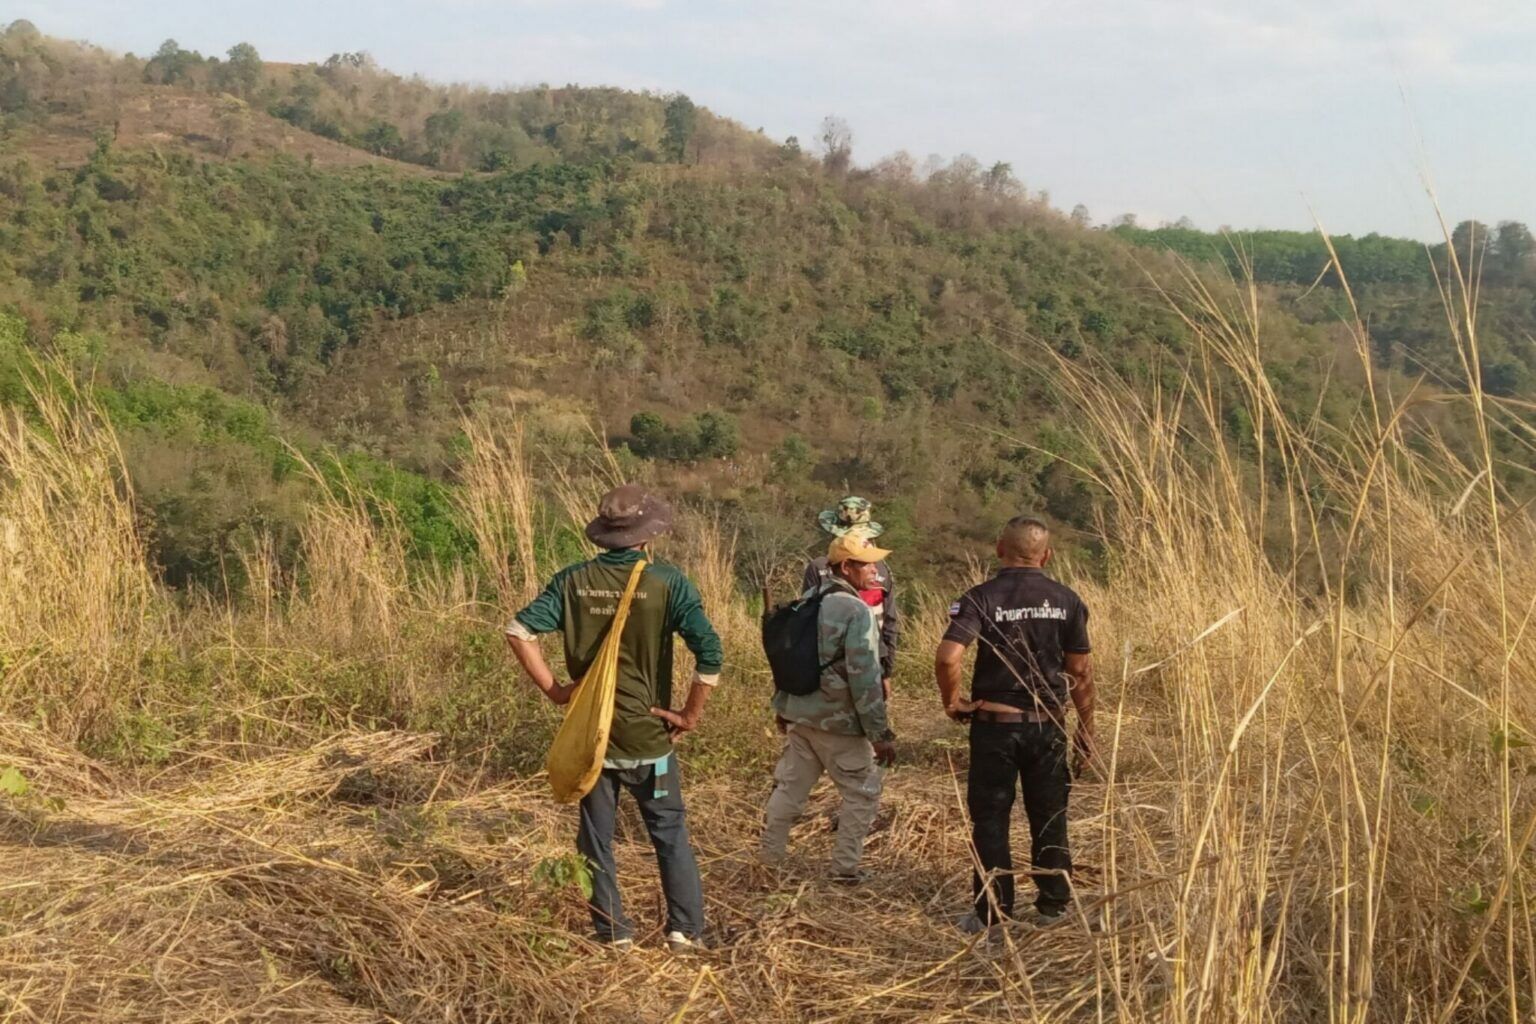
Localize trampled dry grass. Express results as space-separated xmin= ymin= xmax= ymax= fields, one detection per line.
xmin=0 ymin=697 xmax=1205 ymax=1023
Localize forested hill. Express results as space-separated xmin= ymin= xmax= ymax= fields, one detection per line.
xmin=2 ymin=20 xmax=1533 ymax=590
xmin=1114 ymin=224 xmax=1536 ymax=397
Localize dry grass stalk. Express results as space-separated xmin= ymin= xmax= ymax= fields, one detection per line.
xmin=288 ymin=449 xmax=410 ymax=655
xmin=456 ymin=411 xmax=540 ymax=608
xmin=672 ymin=507 xmax=753 ymax=644
xmin=0 ymin=366 xmax=155 ymax=740
xmin=547 ymin=420 xmax=627 ymax=558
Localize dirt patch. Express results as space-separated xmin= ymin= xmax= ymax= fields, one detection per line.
xmin=11 ymin=86 xmax=438 ymax=175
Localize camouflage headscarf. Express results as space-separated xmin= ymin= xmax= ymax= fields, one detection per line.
xmin=817 ymin=496 xmax=884 ymax=538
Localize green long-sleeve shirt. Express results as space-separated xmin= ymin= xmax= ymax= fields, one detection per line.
xmin=772 ymin=579 xmax=892 ymax=741
xmin=513 ymin=548 xmax=722 ymax=762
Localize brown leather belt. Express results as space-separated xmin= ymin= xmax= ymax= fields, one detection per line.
xmin=973 ymin=707 xmax=1060 ymax=724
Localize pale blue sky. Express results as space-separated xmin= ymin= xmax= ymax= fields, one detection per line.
xmin=13 ymin=1 xmax=1535 ymax=240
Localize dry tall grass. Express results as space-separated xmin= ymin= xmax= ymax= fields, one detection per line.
xmin=1007 ymin=234 xmax=1536 ymax=1021
xmin=0 ymin=367 xmax=155 ymax=740
xmin=0 ymin=266 xmax=1533 ymax=1021
xmin=457 ymin=413 xmax=540 ymax=609
xmin=290 ymin=450 xmax=411 ymax=656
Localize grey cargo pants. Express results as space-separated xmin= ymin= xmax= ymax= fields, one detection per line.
xmin=760 ymin=723 xmax=883 ymax=875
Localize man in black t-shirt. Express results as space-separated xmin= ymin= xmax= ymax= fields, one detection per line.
xmin=935 ymin=516 xmax=1096 ymax=931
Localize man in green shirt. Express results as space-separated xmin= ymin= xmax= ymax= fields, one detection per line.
xmin=505 ymin=484 xmax=723 ymax=953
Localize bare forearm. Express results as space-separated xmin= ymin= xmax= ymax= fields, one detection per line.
xmin=677 ymin=678 xmax=714 ymax=727
xmin=934 ymin=644 xmax=967 ymax=708
xmin=652 ymin=678 xmax=716 ymax=738
xmin=1068 ymin=666 xmax=1095 ymax=734
xmin=504 ymin=634 xmax=561 ymax=699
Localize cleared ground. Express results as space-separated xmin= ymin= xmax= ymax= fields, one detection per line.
xmin=1 ymin=697 xmax=1137 ymax=1023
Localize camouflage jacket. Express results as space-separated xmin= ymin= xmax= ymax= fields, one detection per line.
xmin=772 ymin=579 xmax=893 ymax=741
xmin=802 ymin=556 xmax=899 ymax=678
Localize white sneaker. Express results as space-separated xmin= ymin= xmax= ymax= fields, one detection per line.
xmin=665 ymin=930 xmax=705 ymax=954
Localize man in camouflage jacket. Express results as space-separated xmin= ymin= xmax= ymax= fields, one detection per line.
xmin=802 ymin=496 xmax=899 ymax=690
xmin=761 ymin=533 xmax=897 ymax=881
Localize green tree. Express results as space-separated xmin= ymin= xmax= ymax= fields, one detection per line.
xmin=629 ymin=412 xmax=668 ymax=458
xmin=771 ymin=435 xmax=813 ymax=479
xmin=982 ymin=161 xmax=1020 ymax=197
xmin=221 ymin=42 xmax=262 ymax=97
xmin=1481 ymin=357 xmax=1531 ymax=397
xmin=662 ymin=94 xmax=697 ymax=163
xmin=324 ymin=51 xmax=375 ymax=71
xmin=628 ymin=411 xmax=737 ymax=461
xmin=145 ymin=39 xmax=201 ymax=85
xmin=424 ymin=109 xmax=464 ymax=165
xmin=1494 ymin=221 xmax=1534 ymax=282
xmin=361 ymin=120 xmax=403 ymax=157
xmin=695 ymin=411 xmax=740 ymax=459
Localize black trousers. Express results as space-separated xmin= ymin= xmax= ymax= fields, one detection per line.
xmin=577 ymin=758 xmax=705 ymax=941
xmin=967 ymin=720 xmax=1072 ymax=921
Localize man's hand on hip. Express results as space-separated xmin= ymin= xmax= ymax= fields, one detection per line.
xmin=650 ymin=706 xmax=698 ymax=740
xmin=945 ymin=697 xmax=979 ymax=723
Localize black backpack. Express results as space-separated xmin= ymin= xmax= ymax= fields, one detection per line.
xmin=761 ymin=586 xmax=834 ymax=696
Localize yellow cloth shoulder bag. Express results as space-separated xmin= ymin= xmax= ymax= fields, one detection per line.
xmin=545 ymin=559 xmax=647 ymax=803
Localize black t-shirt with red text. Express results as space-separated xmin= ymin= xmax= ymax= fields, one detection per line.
xmin=942 ymin=567 xmax=1091 ymax=711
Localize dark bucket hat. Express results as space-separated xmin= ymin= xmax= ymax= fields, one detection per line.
xmin=586 ymin=484 xmax=674 ymax=549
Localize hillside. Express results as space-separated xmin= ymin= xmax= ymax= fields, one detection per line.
xmin=5 ymin=19 xmax=1532 ymax=592
xmin=13 ymin=83 xmax=440 ymax=173
xmin=1 ymin=24 xmax=772 ymax=173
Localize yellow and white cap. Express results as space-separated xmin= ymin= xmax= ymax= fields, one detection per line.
xmin=827 ymin=533 xmax=892 ymax=565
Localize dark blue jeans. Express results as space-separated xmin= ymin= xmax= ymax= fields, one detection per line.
xmin=577 ymin=757 xmax=705 ymax=941
xmin=968 ymin=720 xmax=1073 ymax=921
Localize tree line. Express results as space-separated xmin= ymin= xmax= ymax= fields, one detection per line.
xmin=0 ymin=20 xmax=763 ymax=174
xmin=1113 ymin=220 xmax=1536 ymax=289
